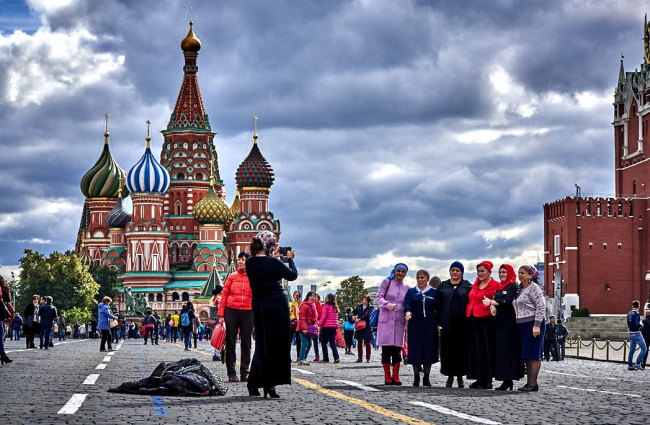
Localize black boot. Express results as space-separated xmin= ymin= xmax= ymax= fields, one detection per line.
xmin=445 ymin=376 xmax=454 ymax=388
xmin=1 ymin=355 xmax=12 ymax=364
xmin=457 ymin=376 xmax=464 ymax=388
xmin=412 ymin=365 xmax=420 ymax=387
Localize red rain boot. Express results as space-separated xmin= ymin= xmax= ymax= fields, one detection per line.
xmin=392 ymin=363 xmax=402 ymax=386
xmin=382 ymin=363 xmax=393 ymax=385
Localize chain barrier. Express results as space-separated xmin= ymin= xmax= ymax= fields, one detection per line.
xmin=566 ymin=337 xmax=640 ymax=362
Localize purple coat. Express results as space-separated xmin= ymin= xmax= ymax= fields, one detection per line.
xmin=376 ymin=278 xmax=409 ymax=347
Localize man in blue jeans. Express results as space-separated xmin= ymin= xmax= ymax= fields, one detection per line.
xmin=627 ymin=300 xmax=647 ymax=371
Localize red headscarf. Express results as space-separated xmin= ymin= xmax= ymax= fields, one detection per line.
xmin=497 ymin=264 xmax=517 ymax=290
xmin=477 ymin=260 xmax=493 ymax=273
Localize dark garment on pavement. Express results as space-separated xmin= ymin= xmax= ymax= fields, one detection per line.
xmin=404 ymin=286 xmax=439 ymax=366
xmin=245 ymin=256 xmax=298 ymax=390
xmin=436 ymin=279 xmax=471 ymax=377
xmin=108 ymin=358 xmax=227 ymax=396
xmin=493 ymin=282 xmax=524 ymax=380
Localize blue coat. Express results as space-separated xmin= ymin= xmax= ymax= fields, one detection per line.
xmin=404 ymin=286 xmax=439 ymax=365
xmin=98 ymin=303 xmax=116 ymax=330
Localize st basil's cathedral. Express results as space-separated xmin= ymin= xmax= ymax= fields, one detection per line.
xmin=75 ymin=21 xmax=281 ymax=318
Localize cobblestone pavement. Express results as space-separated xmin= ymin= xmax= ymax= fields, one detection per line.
xmin=1 ymin=337 xmax=649 ymax=424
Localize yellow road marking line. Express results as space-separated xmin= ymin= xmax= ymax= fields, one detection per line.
xmin=292 ymin=377 xmax=435 ymax=425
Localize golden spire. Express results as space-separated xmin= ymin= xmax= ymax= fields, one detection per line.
xmin=209 ymin=151 xmax=215 ymax=187
xmin=253 ymin=115 xmax=258 ymax=144
xmin=117 ymin=174 xmax=123 ymax=199
xmin=104 ymin=113 xmax=110 ymax=143
xmin=146 ymin=120 xmax=151 ymax=148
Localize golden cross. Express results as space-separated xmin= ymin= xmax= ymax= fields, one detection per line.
xmin=105 ymin=113 xmax=109 ymax=132
xmin=253 ymin=115 xmax=258 ymax=133
xmin=146 ymin=120 xmax=151 ymax=137
xmin=190 ymin=6 xmax=193 ymax=23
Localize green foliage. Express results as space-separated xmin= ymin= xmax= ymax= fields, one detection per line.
xmin=16 ymin=249 xmax=100 ymax=315
xmin=335 ymin=276 xmax=367 ymax=312
xmin=570 ymin=307 xmax=590 ymax=317
xmin=92 ymin=265 xmax=122 ymax=304
xmin=63 ymin=306 xmax=93 ymax=325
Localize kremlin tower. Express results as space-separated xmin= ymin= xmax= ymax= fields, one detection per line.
xmin=76 ymin=19 xmax=283 ymax=317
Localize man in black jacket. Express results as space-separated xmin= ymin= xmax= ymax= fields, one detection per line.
xmin=544 ymin=315 xmax=560 ymax=361
xmin=38 ymin=296 xmax=57 ymax=350
xmin=642 ymin=311 xmax=650 ymax=368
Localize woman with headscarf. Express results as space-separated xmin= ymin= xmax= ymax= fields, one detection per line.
xmin=404 ymin=269 xmax=438 ymax=386
xmin=245 ymin=231 xmax=298 ymax=399
xmin=482 ymin=264 xmax=523 ymax=390
xmin=376 ymin=263 xmax=409 ymax=385
xmin=436 ymin=261 xmax=472 ymax=388
xmin=466 ymin=260 xmax=499 ymax=389
xmin=513 ymin=265 xmax=546 ymax=392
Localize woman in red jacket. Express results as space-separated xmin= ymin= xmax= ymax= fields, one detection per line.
xmin=296 ymin=291 xmax=318 ymax=365
xmin=318 ymin=294 xmax=341 ymax=363
xmin=218 ymin=252 xmax=253 ymax=382
xmin=466 ymin=261 xmax=499 ymax=389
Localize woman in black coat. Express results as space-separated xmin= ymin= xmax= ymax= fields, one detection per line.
xmin=404 ymin=269 xmax=438 ymax=386
xmin=352 ymin=296 xmax=374 ymax=363
xmin=483 ymin=264 xmax=524 ymax=390
xmin=23 ymin=294 xmax=40 ymax=349
xmin=436 ymin=261 xmax=472 ymax=388
xmin=245 ymin=231 xmax=298 ymax=399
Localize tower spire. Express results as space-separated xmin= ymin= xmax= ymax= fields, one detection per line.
xmin=146 ymin=120 xmax=151 ymax=149
xmin=104 ymin=113 xmax=109 ymax=144
xmin=253 ymin=115 xmax=259 ymax=144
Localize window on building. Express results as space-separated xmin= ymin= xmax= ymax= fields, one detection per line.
xmin=152 ymin=225 xmax=158 ymax=231
xmin=633 ymin=180 xmax=637 ymax=196
xmin=182 ymin=245 xmax=189 ymax=255
xmin=172 ymin=245 xmax=178 ymax=262
xmin=175 ymin=202 xmax=182 ymax=216
xmin=140 ymin=205 xmax=145 ymax=220
xmin=148 ymin=293 xmax=154 ymax=302
xmin=172 ymin=292 xmax=180 ymax=301
xmin=176 ymin=172 xmax=185 ymax=179
xmin=151 ymin=254 xmax=158 ymax=271
xmin=195 ymin=173 xmax=203 ymax=180
xmin=156 ymin=293 xmax=163 ymax=302
xmin=554 ymin=235 xmax=560 ymax=256
xmin=182 ymin=292 xmax=189 ymax=301
xmin=137 ymin=254 xmax=143 ymax=271
xmin=137 ymin=226 xmax=144 ymax=231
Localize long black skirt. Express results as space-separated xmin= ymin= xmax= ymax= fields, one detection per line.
xmin=440 ymin=324 xmax=469 ymax=376
xmin=467 ymin=315 xmax=496 ymax=382
xmin=248 ymin=292 xmax=291 ymax=389
xmin=495 ymin=313 xmax=524 ymax=380
xmin=407 ymin=315 xmax=438 ymax=366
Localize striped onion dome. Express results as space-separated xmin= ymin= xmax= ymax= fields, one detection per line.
xmin=80 ymin=131 xmax=129 ymax=198
xmin=193 ymin=180 xmax=232 ymax=225
xmin=126 ymin=136 xmax=171 ymax=195
xmin=106 ymin=190 xmax=131 ymax=228
xmin=79 ymin=243 xmax=96 ymax=272
xmin=235 ymin=133 xmax=274 ymax=188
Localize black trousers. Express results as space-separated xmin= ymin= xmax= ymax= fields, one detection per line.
xmin=100 ymin=329 xmax=112 ymax=351
xmin=544 ymin=339 xmax=559 ymax=360
xmin=224 ymin=307 xmax=254 ymax=378
xmin=381 ymin=345 xmax=402 ymax=365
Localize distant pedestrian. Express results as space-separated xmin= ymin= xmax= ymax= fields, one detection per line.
xmin=12 ymin=313 xmax=22 ymax=341
xmin=513 ymin=265 xmax=546 ymax=392
xmin=544 ymin=316 xmax=560 ymax=361
xmin=641 ymin=311 xmax=650 ymax=368
xmin=318 ymin=293 xmax=341 ymax=364
xmin=98 ymin=297 xmax=116 ymax=352
xmin=557 ymin=320 xmax=568 ymax=360
xmin=289 ymin=291 xmax=302 ymax=361
xmin=297 ymin=291 xmax=317 ymax=365
xmin=57 ymin=312 xmax=66 ymax=341
xmin=180 ymin=302 xmax=196 ymax=351
xmin=38 ymin=296 xmax=57 ymax=350
xmin=142 ymin=309 xmax=156 ymax=345
xmin=343 ymin=307 xmax=355 ymax=355
xmin=626 ymin=300 xmax=647 ymax=371
xmin=23 ymin=294 xmax=40 ymax=349
xmin=152 ymin=310 xmax=161 ymax=345
xmin=171 ymin=311 xmax=180 ymax=343
xmin=352 ymin=296 xmax=374 ymax=362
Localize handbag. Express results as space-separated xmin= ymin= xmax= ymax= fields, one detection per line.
xmin=206 ymin=318 xmax=218 ymax=329
xmin=305 ymin=323 xmax=318 ymax=339
xmin=354 ymin=320 xmax=366 ymax=331
xmin=0 ymin=300 xmax=10 ymax=322
xmin=168 ymin=319 xmax=174 ymax=327
xmin=211 ymin=323 xmax=226 ymax=351
xmin=109 ymin=319 xmax=118 ymax=328
xmin=24 ymin=315 xmax=33 ymax=328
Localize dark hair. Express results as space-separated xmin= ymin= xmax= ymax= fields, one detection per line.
xmin=238 ymin=252 xmax=251 ymax=259
xmin=303 ymin=291 xmax=315 ymax=302
xmin=250 ymin=238 xmax=264 ymax=257
xmin=186 ymin=301 xmax=194 ymax=310
xmin=362 ymin=295 xmax=372 ymax=304
xmin=292 ymin=291 xmax=301 ymax=300
xmin=46 ymin=296 xmax=53 ymax=304
xmin=416 ymin=269 xmax=430 ymax=281
xmin=324 ymin=293 xmax=339 ymax=313
xmin=212 ymin=285 xmax=223 ymax=296
xmin=633 ymin=300 xmax=640 ymax=308
xmin=429 ymin=276 xmax=441 ymax=288
xmin=345 ymin=307 xmax=352 ymax=314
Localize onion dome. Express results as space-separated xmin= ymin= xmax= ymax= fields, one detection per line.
xmin=106 ymin=185 xmax=131 ymax=228
xmin=229 ymin=190 xmax=241 ymax=216
xmin=193 ymin=179 xmax=232 ymax=225
xmin=181 ymin=21 xmax=201 ymax=52
xmin=79 ymin=242 xmax=96 ymax=272
xmin=80 ymin=131 xmax=129 ymax=198
xmin=235 ymin=132 xmax=275 ymax=188
xmin=126 ymin=134 xmax=171 ymax=195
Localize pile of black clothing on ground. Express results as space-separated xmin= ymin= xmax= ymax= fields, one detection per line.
xmin=108 ymin=358 xmax=227 ymax=396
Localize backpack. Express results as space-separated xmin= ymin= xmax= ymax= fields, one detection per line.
xmin=369 ymin=308 xmax=379 ymax=328
xmin=181 ymin=312 xmax=190 ymax=327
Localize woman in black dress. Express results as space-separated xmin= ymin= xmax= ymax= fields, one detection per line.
xmin=352 ymin=296 xmax=374 ymax=363
xmin=483 ymin=264 xmax=523 ymax=390
xmin=436 ymin=261 xmax=471 ymax=388
xmin=404 ymin=269 xmax=438 ymax=386
xmin=245 ymin=231 xmax=298 ymax=399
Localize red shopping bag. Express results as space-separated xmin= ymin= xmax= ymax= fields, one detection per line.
xmin=335 ymin=328 xmax=346 ymax=348
xmin=211 ymin=323 xmax=226 ymax=351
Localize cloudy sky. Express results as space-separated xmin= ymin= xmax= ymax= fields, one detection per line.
xmin=0 ymin=0 xmax=646 ymax=289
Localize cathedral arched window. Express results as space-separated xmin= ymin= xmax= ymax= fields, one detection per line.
xmin=172 ymin=245 xmax=179 ymax=262
xmin=182 ymin=245 xmax=189 ymax=255
xmin=182 ymin=292 xmax=190 ymax=301
xmin=172 ymin=292 xmax=180 ymax=301
xmin=195 ymin=173 xmax=204 ymax=180
xmin=148 ymin=293 xmax=154 ymax=302
xmin=176 ymin=172 xmax=185 ymax=180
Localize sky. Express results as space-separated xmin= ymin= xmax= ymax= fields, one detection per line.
xmin=0 ymin=0 xmax=646 ymax=290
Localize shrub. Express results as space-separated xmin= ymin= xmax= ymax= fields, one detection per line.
xmin=570 ymin=307 xmax=590 ymax=317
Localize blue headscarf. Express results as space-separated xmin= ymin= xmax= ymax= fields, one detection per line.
xmin=387 ymin=263 xmax=408 ymax=280
xmin=450 ymin=261 xmax=464 ymax=275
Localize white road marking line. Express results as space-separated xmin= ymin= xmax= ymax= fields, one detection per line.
xmin=292 ymin=368 xmax=315 ymax=375
xmin=556 ymin=385 xmax=641 ymax=398
xmin=57 ymin=394 xmax=88 ymax=414
xmin=543 ymin=369 xmax=639 ymax=383
xmin=107 ymin=351 xmax=116 ymax=356
xmin=335 ymin=380 xmax=380 ymax=392
xmin=83 ymin=374 xmax=100 ymax=385
xmin=410 ymin=401 xmax=501 ymax=425
xmin=103 ymin=356 xmax=112 ymax=362
xmin=96 ymin=364 xmax=107 ymax=370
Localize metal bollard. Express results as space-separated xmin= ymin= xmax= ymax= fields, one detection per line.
xmin=576 ymin=337 xmax=581 ymax=358
xmin=606 ymin=340 xmax=610 ymax=361
xmin=623 ymin=341 xmax=627 ymax=363
xmin=591 ymin=338 xmax=596 ymax=359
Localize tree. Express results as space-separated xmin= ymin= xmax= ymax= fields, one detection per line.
xmin=335 ymin=276 xmax=367 ymax=312
xmin=16 ymin=249 xmax=99 ymax=317
xmin=63 ymin=306 xmax=93 ymax=326
xmin=92 ymin=265 xmax=122 ymax=304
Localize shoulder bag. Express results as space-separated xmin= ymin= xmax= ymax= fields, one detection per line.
xmin=354 ymin=320 xmax=366 ymax=331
